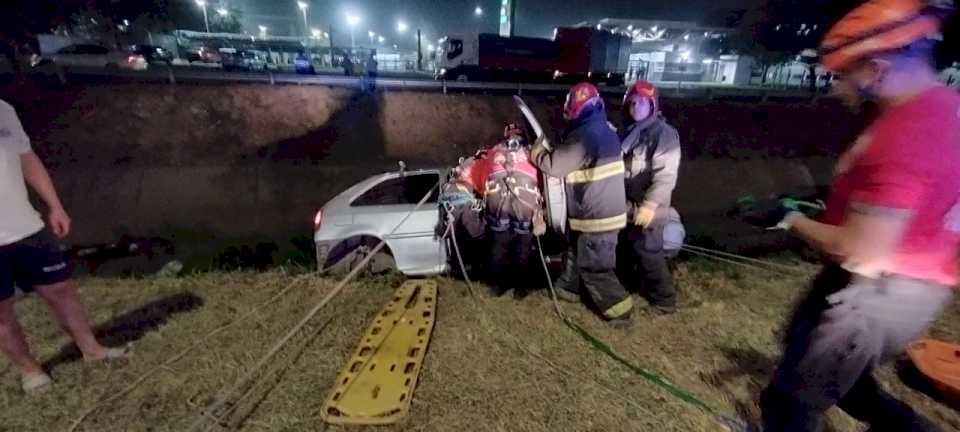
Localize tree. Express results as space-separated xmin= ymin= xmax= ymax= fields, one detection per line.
xmin=209 ymin=9 xmax=243 ymax=34
xmin=726 ymin=2 xmax=796 ymax=84
xmin=726 ymin=0 xmax=862 ymax=85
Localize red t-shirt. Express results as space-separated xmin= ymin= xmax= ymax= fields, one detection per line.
xmin=822 ymin=86 xmax=960 ymax=286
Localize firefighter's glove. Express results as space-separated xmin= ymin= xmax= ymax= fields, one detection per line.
xmin=633 ymin=203 xmax=657 ymax=228
xmin=532 ymin=210 xmax=548 ymax=237
xmin=531 ymin=135 xmax=551 ymax=160
xmin=743 ymin=198 xmax=823 ymax=231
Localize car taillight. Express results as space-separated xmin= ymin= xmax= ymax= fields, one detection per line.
xmin=128 ymin=55 xmax=141 ymax=63
xmin=313 ymin=210 xmax=324 ymax=229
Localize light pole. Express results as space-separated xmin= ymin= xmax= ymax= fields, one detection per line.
xmin=346 ymin=13 xmax=361 ymax=50
xmin=259 ymin=25 xmax=268 ymax=37
xmin=378 ymin=35 xmax=385 ymax=45
xmin=297 ymin=1 xmax=309 ymax=38
xmin=195 ymin=0 xmax=210 ymax=33
xmin=368 ymin=31 xmax=375 ymax=46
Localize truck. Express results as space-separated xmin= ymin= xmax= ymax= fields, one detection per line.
xmin=436 ymin=27 xmax=631 ymax=85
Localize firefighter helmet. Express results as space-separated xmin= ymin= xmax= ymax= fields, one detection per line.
xmin=820 ymin=0 xmax=952 ymax=72
xmin=623 ymin=80 xmax=659 ymax=113
xmin=563 ymin=82 xmax=603 ymax=121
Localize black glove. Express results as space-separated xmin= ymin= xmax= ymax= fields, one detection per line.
xmin=741 ymin=197 xmax=825 ymax=230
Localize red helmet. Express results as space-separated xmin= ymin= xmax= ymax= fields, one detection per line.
xmin=820 ymin=0 xmax=951 ymax=72
xmin=563 ymin=82 xmax=603 ymax=121
xmin=624 ymin=80 xmax=659 ymax=113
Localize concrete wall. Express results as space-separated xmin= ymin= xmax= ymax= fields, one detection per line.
xmin=1 ymin=82 xmax=865 ymax=264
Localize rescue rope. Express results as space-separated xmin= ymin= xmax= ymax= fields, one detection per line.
xmin=533 ymin=237 xmax=719 ymax=414
xmin=443 ymin=222 xmax=747 ymax=430
xmin=66 ymin=273 xmax=316 ymax=432
xmin=680 ymin=244 xmax=814 ymax=276
xmin=443 ymin=229 xmax=661 ymax=419
xmin=186 ymin=182 xmax=441 ymax=432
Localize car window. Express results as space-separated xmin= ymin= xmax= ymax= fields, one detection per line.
xmin=351 ymin=174 xmax=439 ymax=207
xmin=58 ymin=45 xmax=78 ymax=54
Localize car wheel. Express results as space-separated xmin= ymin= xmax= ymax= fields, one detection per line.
xmin=455 ymin=74 xmax=469 ymax=82
xmin=321 ymin=236 xmax=397 ymax=276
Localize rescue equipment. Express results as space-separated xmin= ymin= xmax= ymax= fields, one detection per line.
xmin=322 ymin=280 xmax=438 ymax=425
xmin=907 ymin=339 xmax=960 ymax=409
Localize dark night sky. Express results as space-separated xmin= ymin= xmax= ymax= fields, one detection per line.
xmin=237 ymin=0 xmax=762 ymax=47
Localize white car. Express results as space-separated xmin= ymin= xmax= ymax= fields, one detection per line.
xmin=312 ymin=162 xmax=572 ymax=277
xmin=313 ymin=168 xmax=448 ymax=276
xmin=37 ymin=44 xmax=148 ymax=71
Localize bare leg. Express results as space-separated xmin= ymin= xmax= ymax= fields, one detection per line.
xmin=33 ymin=280 xmax=106 ymax=359
xmin=0 ymin=296 xmax=44 ymax=375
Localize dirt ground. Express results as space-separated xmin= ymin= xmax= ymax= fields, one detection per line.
xmin=3 ymin=259 xmax=960 ymax=432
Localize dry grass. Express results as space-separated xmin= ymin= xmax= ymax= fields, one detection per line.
xmin=2 ymin=260 xmax=960 ymax=432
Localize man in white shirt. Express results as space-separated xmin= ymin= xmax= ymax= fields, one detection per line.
xmin=0 ymin=99 xmax=126 ymax=393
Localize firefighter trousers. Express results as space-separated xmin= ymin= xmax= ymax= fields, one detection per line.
xmin=619 ymin=226 xmax=677 ymax=308
xmin=556 ymin=231 xmax=633 ymax=320
xmin=489 ymin=226 xmax=533 ymax=293
xmin=760 ymin=265 xmax=952 ymax=432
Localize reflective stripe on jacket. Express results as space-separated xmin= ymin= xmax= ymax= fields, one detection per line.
xmin=533 ymin=107 xmax=627 ymax=233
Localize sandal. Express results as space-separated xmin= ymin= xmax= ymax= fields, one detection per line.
xmin=22 ymin=372 xmax=52 ymax=394
xmin=83 ymin=343 xmax=133 ymax=363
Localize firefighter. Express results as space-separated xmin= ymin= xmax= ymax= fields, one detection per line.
xmin=531 ymin=82 xmax=633 ymax=327
xmin=483 ymin=123 xmax=542 ymax=298
xmin=618 ymin=81 xmax=681 ymax=314
xmin=439 ymin=155 xmax=486 ymax=278
xmin=753 ymin=1 xmax=960 ymax=430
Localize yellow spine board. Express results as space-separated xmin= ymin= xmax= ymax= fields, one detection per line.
xmin=322 ymin=280 xmax=438 ymax=425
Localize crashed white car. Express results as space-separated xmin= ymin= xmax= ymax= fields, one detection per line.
xmin=313 ymin=164 xmax=569 ymax=276
xmin=313 ymin=168 xmax=449 ymax=276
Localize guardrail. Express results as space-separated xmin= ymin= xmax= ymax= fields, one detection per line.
xmin=39 ymin=65 xmax=821 ymax=101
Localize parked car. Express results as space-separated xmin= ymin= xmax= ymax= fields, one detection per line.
xmin=294 ymin=53 xmax=316 ymax=75
xmin=186 ymin=47 xmax=222 ymax=64
xmin=130 ymin=45 xmax=174 ymax=66
xmin=35 ymin=44 xmax=148 ymax=71
xmin=221 ymin=48 xmax=267 ymax=72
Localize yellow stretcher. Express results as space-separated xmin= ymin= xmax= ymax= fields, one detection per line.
xmin=321 ymin=280 xmax=438 ymax=425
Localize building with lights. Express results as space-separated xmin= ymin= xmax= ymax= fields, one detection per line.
xmin=576 ymin=18 xmax=752 ymax=85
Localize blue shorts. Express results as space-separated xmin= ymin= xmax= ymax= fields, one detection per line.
xmin=0 ymin=229 xmax=72 ymax=301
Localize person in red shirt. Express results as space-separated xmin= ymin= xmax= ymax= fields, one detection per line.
xmin=752 ymin=1 xmax=960 ymax=431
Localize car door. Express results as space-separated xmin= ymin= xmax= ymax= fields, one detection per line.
xmin=349 ymin=172 xmax=445 ymax=275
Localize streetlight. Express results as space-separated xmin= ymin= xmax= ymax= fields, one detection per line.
xmin=378 ymin=35 xmax=385 ymax=44
xmin=346 ymin=13 xmax=361 ymax=49
xmin=259 ymin=25 xmax=268 ymax=37
xmin=368 ymin=30 xmax=376 ymax=45
xmin=195 ymin=0 xmax=210 ymax=33
xmin=311 ymin=28 xmax=322 ymax=39
xmin=216 ymin=8 xmax=228 ymax=17
xmin=297 ymin=1 xmax=309 ymax=38
xmin=475 ymin=6 xmax=483 ymax=16
xmin=397 ymin=21 xmax=408 ymax=33
xmin=428 ymin=44 xmax=435 ymax=52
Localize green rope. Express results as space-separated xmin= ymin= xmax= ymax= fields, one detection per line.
xmin=562 ymin=319 xmax=716 ymax=414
